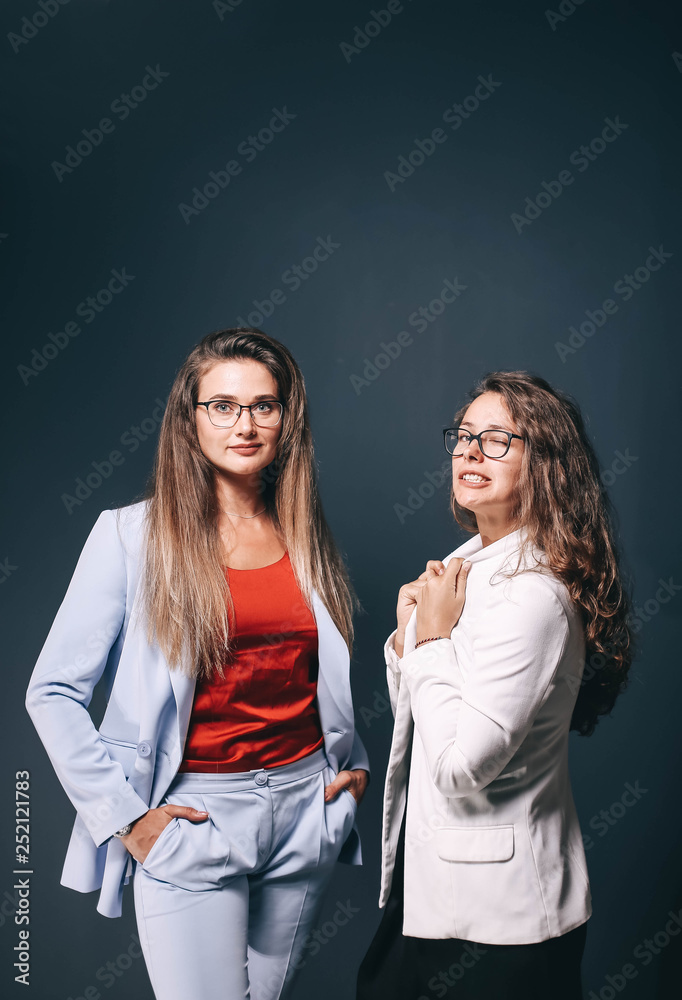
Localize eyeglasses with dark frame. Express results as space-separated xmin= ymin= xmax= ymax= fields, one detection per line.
xmin=443 ymin=426 xmax=524 ymax=459
xmin=196 ymin=399 xmax=284 ymax=428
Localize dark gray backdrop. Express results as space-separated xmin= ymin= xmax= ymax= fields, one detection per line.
xmin=2 ymin=1 xmax=681 ymax=997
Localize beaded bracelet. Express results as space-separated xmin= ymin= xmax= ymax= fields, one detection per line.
xmin=414 ymin=636 xmax=445 ymax=648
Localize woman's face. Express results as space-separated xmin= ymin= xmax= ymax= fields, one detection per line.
xmin=195 ymin=359 xmax=282 ymax=482
xmin=452 ymin=392 xmax=524 ymax=525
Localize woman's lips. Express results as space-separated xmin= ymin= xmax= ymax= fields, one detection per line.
xmin=459 ymin=474 xmax=490 ymax=487
xmin=229 ymin=445 xmax=261 ymax=454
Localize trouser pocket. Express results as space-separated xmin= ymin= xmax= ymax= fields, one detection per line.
xmin=140 ymin=792 xmax=230 ymax=891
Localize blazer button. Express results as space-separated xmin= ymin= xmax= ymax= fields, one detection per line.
xmin=137 ymin=741 xmax=153 ymax=758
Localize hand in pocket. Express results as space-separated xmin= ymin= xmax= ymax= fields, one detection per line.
xmin=121 ymin=804 xmax=209 ymax=863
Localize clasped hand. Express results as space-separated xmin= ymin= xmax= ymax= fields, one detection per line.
xmin=394 ymin=557 xmax=471 ymax=658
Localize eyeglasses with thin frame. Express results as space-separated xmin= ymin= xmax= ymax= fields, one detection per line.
xmin=443 ymin=426 xmax=524 ymax=459
xmin=196 ymin=399 xmax=284 ymax=428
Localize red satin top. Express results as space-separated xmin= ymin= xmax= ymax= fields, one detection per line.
xmin=178 ymin=552 xmax=324 ymax=772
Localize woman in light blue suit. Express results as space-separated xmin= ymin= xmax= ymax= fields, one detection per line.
xmin=26 ymin=327 xmax=369 ymax=1000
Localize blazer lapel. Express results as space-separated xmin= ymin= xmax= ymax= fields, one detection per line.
xmin=312 ymin=590 xmax=354 ymax=770
xmin=167 ymin=655 xmax=197 ymax=763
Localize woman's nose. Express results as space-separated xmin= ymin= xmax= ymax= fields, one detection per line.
xmin=235 ymin=408 xmax=256 ymax=431
xmin=462 ymin=438 xmax=483 ymax=459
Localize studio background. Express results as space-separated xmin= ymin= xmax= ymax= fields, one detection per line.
xmin=1 ymin=0 xmax=681 ymax=997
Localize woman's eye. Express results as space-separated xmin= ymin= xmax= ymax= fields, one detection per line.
xmin=256 ymin=402 xmax=273 ymax=413
xmin=213 ymin=402 xmax=233 ymax=413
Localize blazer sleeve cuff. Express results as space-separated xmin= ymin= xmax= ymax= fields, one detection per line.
xmin=384 ymin=630 xmax=401 ymax=675
xmin=399 ymin=637 xmax=457 ymax=687
xmin=346 ymin=728 xmax=370 ymax=775
xmin=90 ymin=791 xmax=151 ymax=848
xmin=384 ymin=630 xmax=402 ymax=715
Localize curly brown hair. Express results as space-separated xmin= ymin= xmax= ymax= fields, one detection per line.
xmin=451 ymin=371 xmax=633 ymax=736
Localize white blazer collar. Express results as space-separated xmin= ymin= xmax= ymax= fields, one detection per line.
xmin=445 ymin=526 xmax=527 ymax=566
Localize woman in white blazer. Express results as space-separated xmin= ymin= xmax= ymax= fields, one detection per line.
xmin=357 ymin=371 xmax=633 ymax=1000
xmin=26 ymin=328 xmax=369 ymax=1000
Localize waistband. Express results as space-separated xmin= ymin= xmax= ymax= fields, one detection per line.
xmin=167 ymin=747 xmax=329 ymax=794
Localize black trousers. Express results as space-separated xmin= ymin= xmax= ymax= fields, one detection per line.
xmin=357 ymin=811 xmax=587 ymax=1000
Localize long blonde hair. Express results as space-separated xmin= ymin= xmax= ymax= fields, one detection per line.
xmin=140 ymin=327 xmax=356 ymax=678
xmin=451 ymin=371 xmax=634 ymax=736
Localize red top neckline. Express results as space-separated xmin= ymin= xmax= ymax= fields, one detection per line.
xmin=223 ymin=551 xmax=288 ymax=572
xmin=179 ymin=547 xmax=322 ymax=773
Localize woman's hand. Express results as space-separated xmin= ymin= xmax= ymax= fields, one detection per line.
xmin=394 ymin=559 xmax=458 ymax=656
xmin=414 ymin=557 xmax=471 ymax=645
xmin=119 ymin=804 xmax=209 ymax=863
xmin=324 ymin=768 xmax=370 ymax=806
xmin=395 ymin=577 xmax=429 ymax=657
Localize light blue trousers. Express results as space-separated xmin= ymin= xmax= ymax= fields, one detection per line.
xmin=132 ymin=748 xmax=357 ymax=1000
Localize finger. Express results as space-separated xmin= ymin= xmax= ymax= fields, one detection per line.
xmin=445 ymin=556 xmax=464 ymax=578
xmin=418 ymin=569 xmax=438 ymax=581
xmin=426 ymin=560 xmax=446 ymax=576
xmin=324 ymin=771 xmax=351 ymax=802
xmin=456 ymin=560 xmax=472 ymax=588
xmin=447 ymin=560 xmax=471 ymax=599
xmin=442 ymin=557 xmax=464 ymax=584
xmin=163 ymin=804 xmax=209 ymax=822
xmin=418 ymin=563 xmax=445 ymax=581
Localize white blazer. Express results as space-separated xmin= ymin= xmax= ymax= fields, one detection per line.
xmin=379 ymin=527 xmax=592 ymax=945
xmin=26 ymin=501 xmax=369 ymax=918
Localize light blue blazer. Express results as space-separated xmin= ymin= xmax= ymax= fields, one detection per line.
xmin=26 ymin=501 xmax=369 ymax=918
